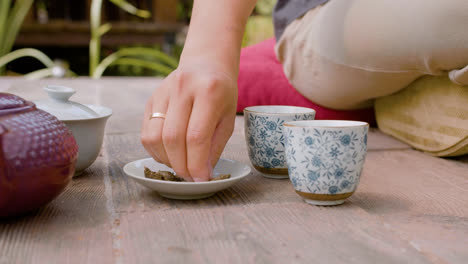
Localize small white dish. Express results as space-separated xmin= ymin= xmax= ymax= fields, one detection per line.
xmin=123 ymin=158 xmax=251 ymax=200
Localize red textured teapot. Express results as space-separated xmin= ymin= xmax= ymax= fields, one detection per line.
xmin=0 ymin=93 xmax=78 ymax=218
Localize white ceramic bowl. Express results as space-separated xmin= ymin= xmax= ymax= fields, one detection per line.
xmin=123 ymin=158 xmax=251 ymax=200
xmin=34 ymin=85 xmax=112 ymax=175
xmin=63 ymin=105 xmax=112 ymax=173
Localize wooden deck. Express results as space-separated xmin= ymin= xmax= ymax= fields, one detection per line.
xmin=0 ymin=78 xmax=467 ymax=264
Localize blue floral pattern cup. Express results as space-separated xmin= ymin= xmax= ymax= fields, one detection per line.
xmin=244 ymin=106 xmax=316 ymax=179
xmin=283 ymin=120 xmax=369 ymax=205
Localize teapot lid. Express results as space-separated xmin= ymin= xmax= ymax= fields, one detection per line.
xmin=0 ymin=93 xmax=34 ymax=116
xmin=34 ymin=85 xmax=100 ymax=121
xmin=0 ymin=93 xmax=27 ymax=110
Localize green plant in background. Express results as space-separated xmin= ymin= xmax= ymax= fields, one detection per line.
xmin=1 ymin=0 xmax=268 ymax=78
xmin=256 ymin=0 xmax=276 ymax=16
xmin=0 ymin=0 xmax=74 ymax=78
xmin=90 ymin=0 xmax=178 ymax=78
xmin=0 ymin=0 xmax=31 ymax=59
xmin=242 ymin=0 xmax=275 ymax=47
xmin=0 ymin=0 xmax=34 ymax=75
xmin=93 ymin=47 xmax=178 ymax=78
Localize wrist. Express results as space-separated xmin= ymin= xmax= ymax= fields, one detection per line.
xmin=179 ymin=0 xmax=255 ymax=78
xmin=180 ymin=32 xmax=242 ymax=78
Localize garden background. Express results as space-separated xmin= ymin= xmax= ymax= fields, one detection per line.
xmin=0 ymin=0 xmax=275 ymax=79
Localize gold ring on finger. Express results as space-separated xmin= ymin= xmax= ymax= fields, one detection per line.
xmin=150 ymin=112 xmax=166 ymax=120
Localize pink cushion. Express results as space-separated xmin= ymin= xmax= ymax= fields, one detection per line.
xmin=237 ymin=38 xmax=376 ymax=125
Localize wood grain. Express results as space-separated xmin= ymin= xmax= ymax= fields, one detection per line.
xmin=0 ymin=160 xmax=114 ymax=264
xmin=0 ymin=78 xmax=467 ymax=264
xmin=4 ymin=77 xmax=161 ymax=134
xmin=352 ymin=150 xmax=468 ymax=263
xmin=102 ymin=134 xmax=432 ymax=264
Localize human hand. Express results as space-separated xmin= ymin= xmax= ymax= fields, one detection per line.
xmin=141 ymin=62 xmax=237 ymax=182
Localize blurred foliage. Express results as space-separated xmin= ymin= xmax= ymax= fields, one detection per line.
xmin=1 ymin=0 xmax=276 ymax=77
xmin=177 ymin=0 xmax=193 ymax=22
xmin=242 ymin=0 xmax=275 ymax=47
xmin=97 ymin=45 xmax=179 ymax=77
xmin=255 ymin=0 xmax=276 ymax=16
xmin=242 ymin=15 xmax=274 ymax=47
xmin=90 ymin=0 xmax=179 ymax=78
xmin=0 ymin=0 xmax=74 ymax=78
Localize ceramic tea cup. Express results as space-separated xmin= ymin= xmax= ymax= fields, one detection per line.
xmin=283 ymin=120 xmax=369 ymax=205
xmin=244 ymin=106 xmax=316 ymax=179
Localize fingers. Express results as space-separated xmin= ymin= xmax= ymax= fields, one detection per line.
xmin=162 ymin=88 xmax=193 ymax=181
xmin=140 ymin=89 xmax=170 ymax=166
xmin=142 ymin=70 xmax=237 ymax=183
xmin=209 ymin=114 xmax=235 ymax=169
xmin=186 ymin=98 xmax=221 ymax=182
xmin=141 ymin=97 xmax=160 ymax=162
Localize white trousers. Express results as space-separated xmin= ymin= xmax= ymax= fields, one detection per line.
xmin=276 ymin=0 xmax=468 ymax=109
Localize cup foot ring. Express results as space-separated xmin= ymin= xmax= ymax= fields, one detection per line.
xmin=261 ymin=174 xmax=289 ymax=179
xmin=253 ymin=165 xmax=288 ymax=179
xmin=296 ymin=191 xmax=354 ymax=206
xmin=304 ymin=199 xmax=345 ymax=206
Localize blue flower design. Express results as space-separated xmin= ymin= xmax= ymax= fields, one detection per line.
xmin=312 ymin=156 xmax=322 ymax=167
xmin=248 ymin=148 xmax=254 ymax=156
xmin=283 ymin=125 xmax=368 ymax=195
xmin=263 ymin=161 xmax=271 ymax=168
xmin=265 ymin=147 xmax=276 ymax=157
xmin=329 ymin=147 xmax=340 ymax=158
xmin=340 ymin=180 xmax=350 ymax=189
xmin=266 ymin=121 xmax=277 ymax=131
xmin=329 ymin=186 xmax=339 ymax=194
xmin=307 ymin=171 xmax=319 ymax=182
xmin=340 ymin=135 xmax=351 ymax=146
xmin=305 ymin=136 xmax=314 ymax=146
xmin=334 ymin=168 xmax=345 ymax=179
xmin=259 ymin=129 xmax=268 ymax=139
xmin=291 ymin=177 xmax=299 ymax=187
xmin=249 ymin=136 xmax=255 ymax=146
xmin=271 ymin=158 xmax=281 ymax=166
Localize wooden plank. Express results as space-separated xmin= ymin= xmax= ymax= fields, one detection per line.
xmin=20 ymin=21 xmax=183 ymax=33
xmin=351 ymin=150 xmax=468 ymax=263
xmin=3 ymin=77 xmax=412 ymax=150
xmin=103 ymin=133 xmax=432 ymax=264
xmin=16 ymin=21 xmax=183 ymax=46
xmin=1 ymin=78 xmax=467 ymax=263
xmin=3 ymin=77 xmax=162 ymax=134
xmin=0 ymin=159 xmax=115 ymax=264
xmin=367 ymin=127 xmax=411 ymax=151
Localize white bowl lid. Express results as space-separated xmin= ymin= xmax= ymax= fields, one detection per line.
xmin=34 ymin=85 xmax=101 ymax=121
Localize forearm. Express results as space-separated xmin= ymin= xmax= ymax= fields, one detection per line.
xmin=180 ymin=0 xmax=258 ymax=77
